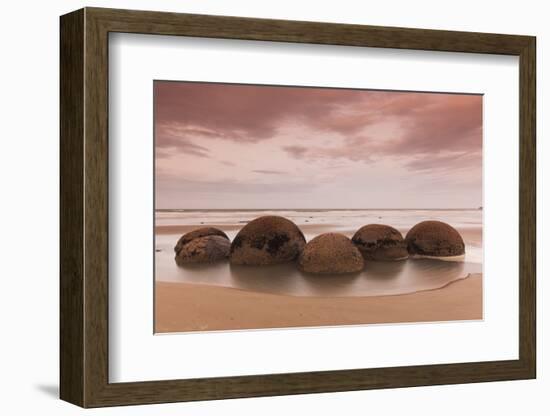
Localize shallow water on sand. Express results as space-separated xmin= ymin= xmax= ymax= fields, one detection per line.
xmin=155 ymin=209 xmax=482 ymax=297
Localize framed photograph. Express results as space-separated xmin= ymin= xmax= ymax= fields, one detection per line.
xmin=60 ymin=7 xmax=536 ymax=408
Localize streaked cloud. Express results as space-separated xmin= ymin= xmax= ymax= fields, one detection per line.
xmin=252 ymin=169 xmax=285 ymax=175
xmin=155 ymin=81 xmax=482 ymax=209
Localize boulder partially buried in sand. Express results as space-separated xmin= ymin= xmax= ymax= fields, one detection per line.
xmin=299 ymin=233 xmax=364 ymax=274
xmin=405 ymin=220 xmax=465 ymax=258
xmin=174 ymin=227 xmax=229 ymax=255
xmin=175 ymin=235 xmax=231 ymax=265
xmin=229 ymin=216 xmax=306 ymax=265
xmin=352 ymin=224 xmax=408 ymax=261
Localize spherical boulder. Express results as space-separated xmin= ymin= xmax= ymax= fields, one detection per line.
xmin=405 ymin=220 xmax=465 ymax=257
xmin=175 ymin=235 xmax=231 ymax=265
xmin=229 ymin=216 xmax=306 ymax=265
xmin=298 ymin=233 xmax=364 ymax=274
xmin=352 ymin=224 xmax=408 ymax=261
xmin=174 ymin=227 xmax=229 ymax=255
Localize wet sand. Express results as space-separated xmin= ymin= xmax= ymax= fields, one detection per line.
xmin=155 ymin=273 xmax=482 ymax=333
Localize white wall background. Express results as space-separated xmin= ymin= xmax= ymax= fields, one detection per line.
xmin=0 ymin=0 xmax=545 ymax=415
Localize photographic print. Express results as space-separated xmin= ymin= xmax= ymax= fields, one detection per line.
xmin=154 ymin=81 xmax=483 ymax=333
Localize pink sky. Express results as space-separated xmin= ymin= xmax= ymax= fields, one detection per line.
xmin=155 ymin=81 xmax=482 ymax=209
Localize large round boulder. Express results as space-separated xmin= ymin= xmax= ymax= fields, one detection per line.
xmin=174 ymin=227 xmax=229 ymax=255
xmin=175 ymin=235 xmax=231 ymax=265
xmin=405 ymin=220 xmax=465 ymax=257
xmin=229 ymin=216 xmax=306 ymax=265
xmin=298 ymin=233 xmax=364 ymax=274
xmin=352 ymin=224 xmax=408 ymax=261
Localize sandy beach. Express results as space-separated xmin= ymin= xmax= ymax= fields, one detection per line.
xmin=155 ymin=273 xmax=482 ymax=333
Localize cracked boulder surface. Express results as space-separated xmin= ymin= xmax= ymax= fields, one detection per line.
xmin=405 ymin=220 xmax=465 ymax=257
xmin=174 ymin=227 xmax=229 ymax=256
xmin=229 ymin=216 xmax=306 ymax=266
xmin=298 ymin=233 xmax=364 ymax=274
xmin=352 ymin=224 xmax=408 ymax=261
xmin=175 ymin=235 xmax=231 ymax=265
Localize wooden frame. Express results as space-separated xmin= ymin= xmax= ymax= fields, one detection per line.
xmin=60 ymin=7 xmax=536 ymax=408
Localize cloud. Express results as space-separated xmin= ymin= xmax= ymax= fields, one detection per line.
xmin=156 ymin=139 xmax=210 ymax=158
xmin=156 ymin=82 xmax=481 ymax=164
xmin=404 ymin=150 xmax=481 ymax=173
xmin=282 ymin=145 xmax=308 ymax=159
xmin=278 ymin=93 xmax=482 ymax=174
xmin=219 ymin=160 xmax=236 ymax=166
xmin=156 ymin=177 xmax=313 ymax=195
xmin=155 ymin=81 xmax=368 ymax=144
xmin=252 ymin=169 xmax=285 ymax=175
xmin=155 ymin=81 xmax=482 ymax=199
xmin=379 ymin=94 xmax=482 ymax=155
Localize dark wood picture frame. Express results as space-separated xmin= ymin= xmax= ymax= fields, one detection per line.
xmin=60 ymin=7 xmax=536 ymax=408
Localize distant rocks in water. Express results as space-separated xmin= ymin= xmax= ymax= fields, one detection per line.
xmin=175 ymin=235 xmax=231 ymax=265
xmin=405 ymin=220 xmax=465 ymax=258
xmin=230 ymin=216 xmax=306 ymax=266
xmin=352 ymin=224 xmax=408 ymax=261
xmin=299 ymin=233 xmax=364 ymax=274
xmin=174 ymin=227 xmax=229 ymax=255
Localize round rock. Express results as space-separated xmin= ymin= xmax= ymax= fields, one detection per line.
xmin=174 ymin=227 xmax=229 ymax=255
xmin=352 ymin=224 xmax=408 ymax=261
xmin=175 ymin=235 xmax=231 ymax=265
xmin=298 ymin=233 xmax=364 ymax=274
xmin=229 ymin=216 xmax=306 ymax=265
xmin=405 ymin=220 xmax=465 ymax=257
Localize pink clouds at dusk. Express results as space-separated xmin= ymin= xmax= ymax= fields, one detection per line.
xmin=155 ymin=81 xmax=482 ymax=209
